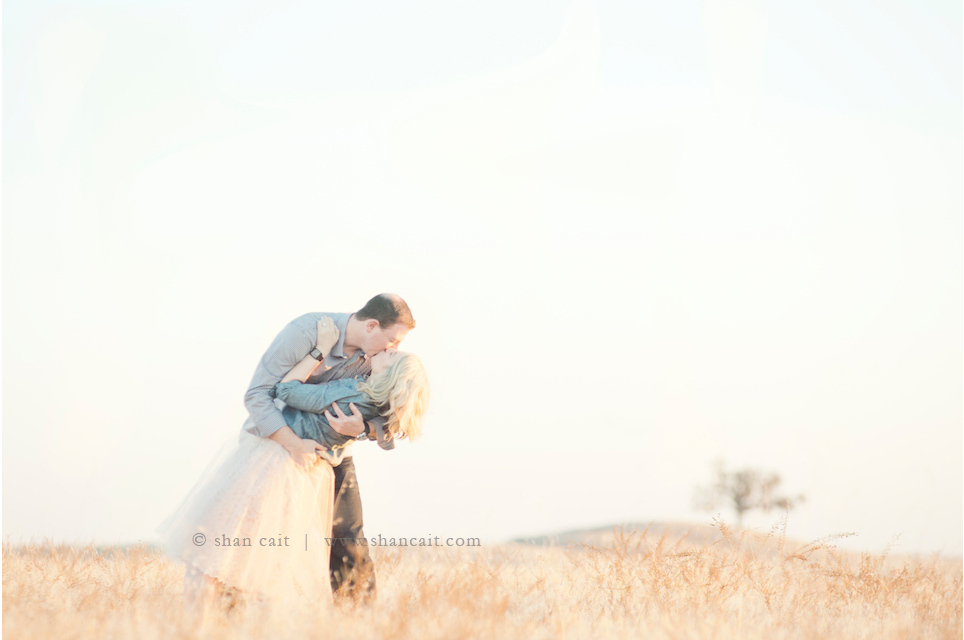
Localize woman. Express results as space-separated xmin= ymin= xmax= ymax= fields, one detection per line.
xmin=155 ymin=319 xmax=430 ymax=617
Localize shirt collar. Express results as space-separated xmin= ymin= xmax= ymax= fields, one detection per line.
xmin=330 ymin=313 xmax=367 ymax=360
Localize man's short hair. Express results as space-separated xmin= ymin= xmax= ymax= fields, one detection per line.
xmin=356 ymin=294 xmax=415 ymax=330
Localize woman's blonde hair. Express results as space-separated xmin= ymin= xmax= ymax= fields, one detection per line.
xmin=358 ymin=353 xmax=430 ymax=440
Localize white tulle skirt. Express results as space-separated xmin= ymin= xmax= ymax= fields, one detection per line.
xmin=155 ymin=430 xmax=334 ymax=609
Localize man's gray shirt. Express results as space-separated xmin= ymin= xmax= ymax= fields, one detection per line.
xmin=242 ymin=312 xmax=393 ymax=459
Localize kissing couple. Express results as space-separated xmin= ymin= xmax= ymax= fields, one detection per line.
xmin=155 ymin=294 xmax=430 ymax=616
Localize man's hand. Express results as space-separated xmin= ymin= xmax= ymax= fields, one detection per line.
xmin=326 ymin=402 xmax=366 ymax=437
xmin=287 ymin=438 xmax=327 ymax=470
xmin=269 ymin=426 xmax=324 ymax=470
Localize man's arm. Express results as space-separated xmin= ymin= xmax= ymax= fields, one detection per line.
xmin=267 ymin=425 xmax=319 ymax=460
xmin=243 ymin=314 xmax=367 ymax=444
xmin=242 ymin=315 xmax=317 ymax=438
xmin=371 ymin=416 xmax=395 ymax=450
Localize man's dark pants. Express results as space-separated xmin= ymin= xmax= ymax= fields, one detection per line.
xmin=329 ymin=457 xmax=376 ymax=599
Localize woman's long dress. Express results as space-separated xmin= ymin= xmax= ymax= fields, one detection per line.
xmin=156 ymin=430 xmax=335 ymax=609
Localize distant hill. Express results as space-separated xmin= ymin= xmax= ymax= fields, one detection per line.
xmin=509 ymin=520 xmax=872 ymax=562
xmin=512 ymin=521 xmax=726 ymax=549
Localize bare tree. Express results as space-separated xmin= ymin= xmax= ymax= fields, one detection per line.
xmin=693 ymin=460 xmax=805 ymax=527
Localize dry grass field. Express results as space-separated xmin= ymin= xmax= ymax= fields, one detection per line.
xmin=3 ymin=522 xmax=961 ymax=640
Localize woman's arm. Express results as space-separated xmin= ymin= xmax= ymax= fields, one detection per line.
xmin=273 ymin=379 xmax=364 ymax=415
xmin=279 ymin=316 xmax=340 ymax=383
xmin=280 ymin=353 xmax=323 ymax=384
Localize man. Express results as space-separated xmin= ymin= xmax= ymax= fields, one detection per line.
xmin=242 ymin=293 xmax=415 ymax=600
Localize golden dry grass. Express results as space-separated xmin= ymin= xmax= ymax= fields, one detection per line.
xmin=3 ymin=524 xmax=961 ymax=640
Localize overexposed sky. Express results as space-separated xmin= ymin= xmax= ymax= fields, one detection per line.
xmin=3 ymin=0 xmax=962 ymax=555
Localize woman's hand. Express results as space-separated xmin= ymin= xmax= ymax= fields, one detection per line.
xmin=316 ymin=316 xmax=339 ymax=357
xmin=279 ymin=315 xmax=339 ymax=385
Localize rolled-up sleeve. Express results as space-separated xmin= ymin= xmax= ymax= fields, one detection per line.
xmin=371 ymin=416 xmax=395 ymax=450
xmin=243 ymin=316 xmax=315 ymax=438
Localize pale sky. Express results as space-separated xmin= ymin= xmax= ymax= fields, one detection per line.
xmin=3 ymin=0 xmax=962 ymax=555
